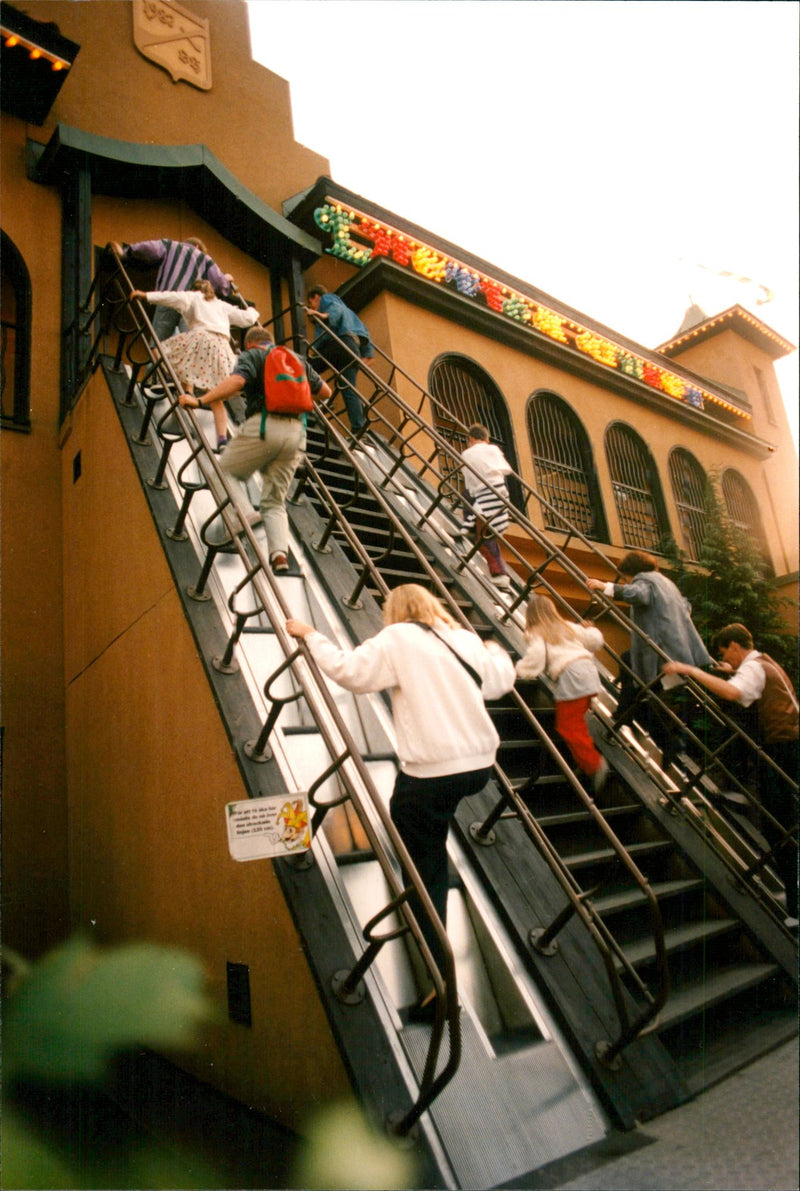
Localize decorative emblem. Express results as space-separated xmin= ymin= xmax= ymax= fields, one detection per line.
xmin=133 ymin=0 xmax=211 ymax=90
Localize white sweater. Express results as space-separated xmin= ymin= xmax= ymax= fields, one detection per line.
xmin=147 ymin=290 xmax=259 ymax=337
xmin=461 ymin=441 xmax=512 ymax=496
xmin=304 ymin=620 xmax=515 ymax=778
xmin=515 ymin=623 xmax=604 ymax=682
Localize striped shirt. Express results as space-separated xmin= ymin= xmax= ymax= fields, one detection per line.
xmin=123 ymin=239 xmax=231 ymax=297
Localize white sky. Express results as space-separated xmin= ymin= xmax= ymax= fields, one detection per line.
xmin=247 ymin=0 xmax=799 ymax=448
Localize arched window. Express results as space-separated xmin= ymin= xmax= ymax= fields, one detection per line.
xmin=722 ymin=469 xmax=770 ymax=561
xmin=605 ymin=423 xmax=670 ymax=551
xmin=527 ymin=391 xmax=607 ymax=540
xmin=428 ymin=354 xmax=522 ymax=509
xmin=668 ymin=448 xmax=707 ymax=560
xmin=1 ymin=231 xmax=32 ymax=430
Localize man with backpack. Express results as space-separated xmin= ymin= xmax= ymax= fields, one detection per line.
xmin=179 ymin=326 xmax=330 ymax=574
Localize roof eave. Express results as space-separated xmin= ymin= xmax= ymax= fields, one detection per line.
xmin=29 ymin=124 xmax=322 ymax=269
xmin=343 ymin=259 xmax=774 ymax=460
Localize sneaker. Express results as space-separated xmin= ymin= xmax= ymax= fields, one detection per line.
xmin=784 ymin=916 xmax=799 ymax=931
xmin=213 ymin=436 xmax=229 ymax=454
xmin=142 ymin=384 xmax=170 ymax=401
xmin=592 ymin=758 xmax=609 ymax=794
xmin=270 ymin=552 xmax=290 ymax=575
xmin=491 ymin=573 xmax=511 ymax=589
xmin=406 ymin=992 xmax=437 ymax=1025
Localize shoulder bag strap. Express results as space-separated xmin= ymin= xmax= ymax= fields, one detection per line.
xmin=411 ymin=621 xmax=483 ymax=688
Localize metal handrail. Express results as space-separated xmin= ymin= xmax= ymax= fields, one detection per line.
xmin=83 ymin=253 xmax=465 ymax=1137
xmin=86 ymin=253 xmax=794 ymax=1086
xmin=277 ymin=376 xmax=674 ymax=1058
xmin=89 ymin=257 xmax=669 ymax=1064
xmin=303 ymin=318 xmax=798 ymax=907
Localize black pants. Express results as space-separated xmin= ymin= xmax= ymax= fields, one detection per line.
xmin=759 ymin=738 xmax=799 ymax=918
xmin=310 ymin=332 xmax=365 ymax=432
xmin=390 ymin=767 xmax=492 ymax=970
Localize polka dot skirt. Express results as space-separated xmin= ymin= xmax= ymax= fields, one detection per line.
xmin=162 ymin=330 xmax=236 ymax=392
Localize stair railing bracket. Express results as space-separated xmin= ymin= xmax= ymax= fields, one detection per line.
xmin=331 ymin=969 xmax=367 ymax=1006
xmin=469 ymin=821 xmax=496 ymax=847
xmin=529 ymin=927 xmax=559 ymax=957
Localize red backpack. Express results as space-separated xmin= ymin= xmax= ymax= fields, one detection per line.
xmin=259 ymin=344 xmax=313 ymax=438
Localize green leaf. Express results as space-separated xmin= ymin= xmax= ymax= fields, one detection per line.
xmin=0 ymin=1103 xmax=76 ymax=1190
xmin=295 ymin=1101 xmax=418 ymax=1190
xmin=4 ymin=934 xmax=215 ymax=1085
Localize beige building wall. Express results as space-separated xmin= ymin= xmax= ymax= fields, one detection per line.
xmin=60 ymin=368 xmax=351 ymax=1125
xmin=29 ymin=1 xmax=329 ymax=211
xmin=665 ymin=329 xmax=798 ymax=576
xmin=356 ymin=289 xmax=795 ymax=580
xmin=1 ymin=115 xmax=70 ymax=954
xmin=2 ymin=1 xmax=331 ymax=957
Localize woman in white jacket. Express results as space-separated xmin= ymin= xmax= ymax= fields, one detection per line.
xmin=516 ymin=594 xmax=608 ymax=791
xmin=286 ymin=584 xmax=515 ymax=1016
xmin=132 ymin=279 xmax=259 ymax=449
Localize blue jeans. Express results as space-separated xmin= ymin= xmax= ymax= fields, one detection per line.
xmin=312 ymin=332 xmax=366 ymax=432
xmin=151 ymin=304 xmax=185 ymax=341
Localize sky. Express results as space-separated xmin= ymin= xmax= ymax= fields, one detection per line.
xmin=247 ymin=0 xmax=799 ymax=448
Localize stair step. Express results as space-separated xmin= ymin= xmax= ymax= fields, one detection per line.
xmin=593 ymin=877 xmax=704 ymax=916
xmin=565 ymin=838 xmax=674 ymax=872
xmin=656 ymin=961 xmax=780 ymax=1031
xmin=620 ymin=917 xmax=738 ymax=969
xmin=535 ymin=802 xmax=643 ymax=830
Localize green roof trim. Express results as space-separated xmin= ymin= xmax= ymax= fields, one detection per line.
xmin=29 ymin=124 xmax=321 ymax=269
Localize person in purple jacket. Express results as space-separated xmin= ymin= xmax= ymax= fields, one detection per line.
xmin=110 ymin=236 xmax=236 ymax=341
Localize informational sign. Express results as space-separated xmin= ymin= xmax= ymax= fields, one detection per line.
xmin=133 ymin=0 xmax=212 ymax=90
xmin=225 ymin=794 xmax=311 ymax=862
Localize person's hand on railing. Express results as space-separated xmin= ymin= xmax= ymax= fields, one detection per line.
xmin=285 ymin=618 xmax=315 ymax=639
xmin=129 ymin=289 xmax=147 ymax=302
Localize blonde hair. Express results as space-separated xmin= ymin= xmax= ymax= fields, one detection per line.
xmin=192 ymin=278 xmax=215 ymax=300
xmin=524 ymin=593 xmax=580 ymax=646
xmin=382 ymin=583 xmax=457 ymax=629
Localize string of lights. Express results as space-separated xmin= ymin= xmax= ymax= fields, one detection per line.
xmin=314 ymin=199 xmax=753 ymax=420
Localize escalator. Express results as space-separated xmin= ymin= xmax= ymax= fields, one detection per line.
xmin=289 ymin=418 xmax=797 ymax=1118
xmin=82 ymin=258 xmax=797 ymax=1187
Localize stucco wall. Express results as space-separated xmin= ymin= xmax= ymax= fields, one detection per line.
xmin=666 ymin=331 xmax=798 ymax=575
xmin=61 ymin=370 xmax=351 ymax=1125
xmin=1 ymin=116 xmax=69 ymax=955
xmin=29 ymin=1 xmax=329 ymax=211
xmin=358 ymin=290 xmax=795 ymax=574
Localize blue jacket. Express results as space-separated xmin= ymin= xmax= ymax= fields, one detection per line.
xmin=613 ymin=571 xmax=711 ymax=683
xmin=314 ymin=293 xmax=374 ymax=358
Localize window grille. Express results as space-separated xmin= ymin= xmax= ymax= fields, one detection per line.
xmin=428 ymin=354 xmax=522 ymax=509
xmin=722 ymin=469 xmax=770 ymax=561
xmin=1 ymin=231 xmax=31 ymax=430
xmin=605 ymin=423 xmax=669 ymax=551
xmin=527 ymin=392 xmax=607 ymax=540
xmin=668 ymin=448 xmax=707 ymax=560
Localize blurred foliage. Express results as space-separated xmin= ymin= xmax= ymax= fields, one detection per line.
xmin=294 ymin=1100 xmax=417 ymax=1190
xmin=664 ymin=475 xmax=798 ymax=686
xmin=2 ymin=934 xmax=424 ymax=1191
xmin=4 ymin=934 xmax=213 ymax=1086
xmin=2 ymin=933 xmax=219 ymax=1190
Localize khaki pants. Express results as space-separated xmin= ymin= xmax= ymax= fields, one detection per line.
xmin=219 ymin=413 xmax=305 ymax=558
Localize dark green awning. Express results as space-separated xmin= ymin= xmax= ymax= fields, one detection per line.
xmin=29 ymin=124 xmax=321 ymax=270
